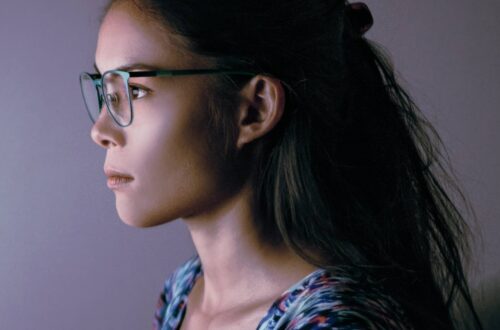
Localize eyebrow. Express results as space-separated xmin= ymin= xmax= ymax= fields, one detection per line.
xmin=93 ymin=62 xmax=164 ymax=73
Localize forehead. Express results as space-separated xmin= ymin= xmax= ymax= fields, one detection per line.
xmin=95 ymin=3 xmax=200 ymax=72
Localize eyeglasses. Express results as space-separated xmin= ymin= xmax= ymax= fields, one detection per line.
xmin=79 ymin=69 xmax=256 ymax=127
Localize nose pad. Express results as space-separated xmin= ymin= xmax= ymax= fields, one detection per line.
xmin=96 ymin=85 xmax=106 ymax=121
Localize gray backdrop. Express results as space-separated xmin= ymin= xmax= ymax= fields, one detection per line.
xmin=0 ymin=0 xmax=498 ymax=329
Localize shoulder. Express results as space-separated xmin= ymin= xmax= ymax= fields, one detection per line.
xmin=153 ymin=255 xmax=201 ymax=329
xmin=268 ymin=266 xmax=414 ymax=330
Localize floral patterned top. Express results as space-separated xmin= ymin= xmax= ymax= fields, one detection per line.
xmin=153 ymin=254 xmax=414 ymax=330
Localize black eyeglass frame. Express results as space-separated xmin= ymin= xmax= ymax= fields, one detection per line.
xmin=79 ymin=68 xmax=257 ymax=127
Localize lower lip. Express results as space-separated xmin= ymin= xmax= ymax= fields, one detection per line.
xmin=107 ymin=176 xmax=134 ymax=190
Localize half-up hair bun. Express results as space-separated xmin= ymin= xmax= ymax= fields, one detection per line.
xmin=345 ymin=2 xmax=374 ymax=37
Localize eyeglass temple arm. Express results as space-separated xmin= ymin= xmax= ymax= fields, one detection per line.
xmin=85 ymin=70 xmax=256 ymax=80
xmin=130 ymin=69 xmax=257 ymax=78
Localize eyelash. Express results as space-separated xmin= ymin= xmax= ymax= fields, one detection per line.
xmin=129 ymin=84 xmax=150 ymax=100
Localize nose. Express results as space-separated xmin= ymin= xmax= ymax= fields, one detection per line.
xmin=90 ymin=108 xmax=123 ymax=149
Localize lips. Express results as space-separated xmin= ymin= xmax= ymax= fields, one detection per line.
xmin=104 ymin=167 xmax=134 ymax=189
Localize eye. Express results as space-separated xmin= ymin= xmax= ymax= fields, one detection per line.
xmin=129 ymin=84 xmax=149 ymax=100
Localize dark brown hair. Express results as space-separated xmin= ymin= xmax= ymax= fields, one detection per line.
xmin=104 ymin=1 xmax=483 ymax=328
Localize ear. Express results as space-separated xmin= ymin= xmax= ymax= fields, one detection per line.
xmin=235 ymin=75 xmax=285 ymax=150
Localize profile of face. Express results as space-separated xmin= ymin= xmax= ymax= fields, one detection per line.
xmin=91 ymin=3 xmax=239 ymax=227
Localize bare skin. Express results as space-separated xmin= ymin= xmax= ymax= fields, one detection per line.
xmin=180 ymin=184 xmax=319 ymax=330
xmin=92 ymin=3 xmax=318 ymax=329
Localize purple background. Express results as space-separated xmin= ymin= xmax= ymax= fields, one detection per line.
xmin=0 ymin=0 xmax=498 ymax=329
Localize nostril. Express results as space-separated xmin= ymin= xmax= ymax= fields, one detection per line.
xmin=101 ymin=139 xmax=112 ymax=148
xmin=90 ymin=124 xmax=108 ymax=148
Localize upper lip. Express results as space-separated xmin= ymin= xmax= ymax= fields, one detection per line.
xmin=104 ymin=166 xmax=134 ymax=179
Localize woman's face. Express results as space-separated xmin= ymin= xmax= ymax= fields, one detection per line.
xmin=92 ymin=3 xmax=236 ymax=227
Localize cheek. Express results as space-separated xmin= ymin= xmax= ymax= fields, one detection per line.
xmin=116 ymin=93 xmax=222 ymax=226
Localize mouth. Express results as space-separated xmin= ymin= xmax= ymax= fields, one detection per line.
xmin=104 ymin=167 xmax=134 ymax=190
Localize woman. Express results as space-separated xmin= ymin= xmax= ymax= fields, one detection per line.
xmin=79 ymin=0 xmax=483 ymax=329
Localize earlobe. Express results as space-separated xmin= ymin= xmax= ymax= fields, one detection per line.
xmin=235 ymin=75 xmax=285 ymax=150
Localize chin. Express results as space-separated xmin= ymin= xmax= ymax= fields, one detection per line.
xmin=116 ymin=202 xmax=175 ymax=228
xmin=118 ymin=212 xmax=175 ymax=228
xmin=119 ymin=216 xmax=159 ymax=228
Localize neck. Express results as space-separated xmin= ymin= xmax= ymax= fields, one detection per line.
xmin=182 ymin=183 xmax=318 ymax=313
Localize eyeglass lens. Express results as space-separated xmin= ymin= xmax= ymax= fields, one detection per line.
xmin=80 ymin=72 xmax=132 ymax=126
